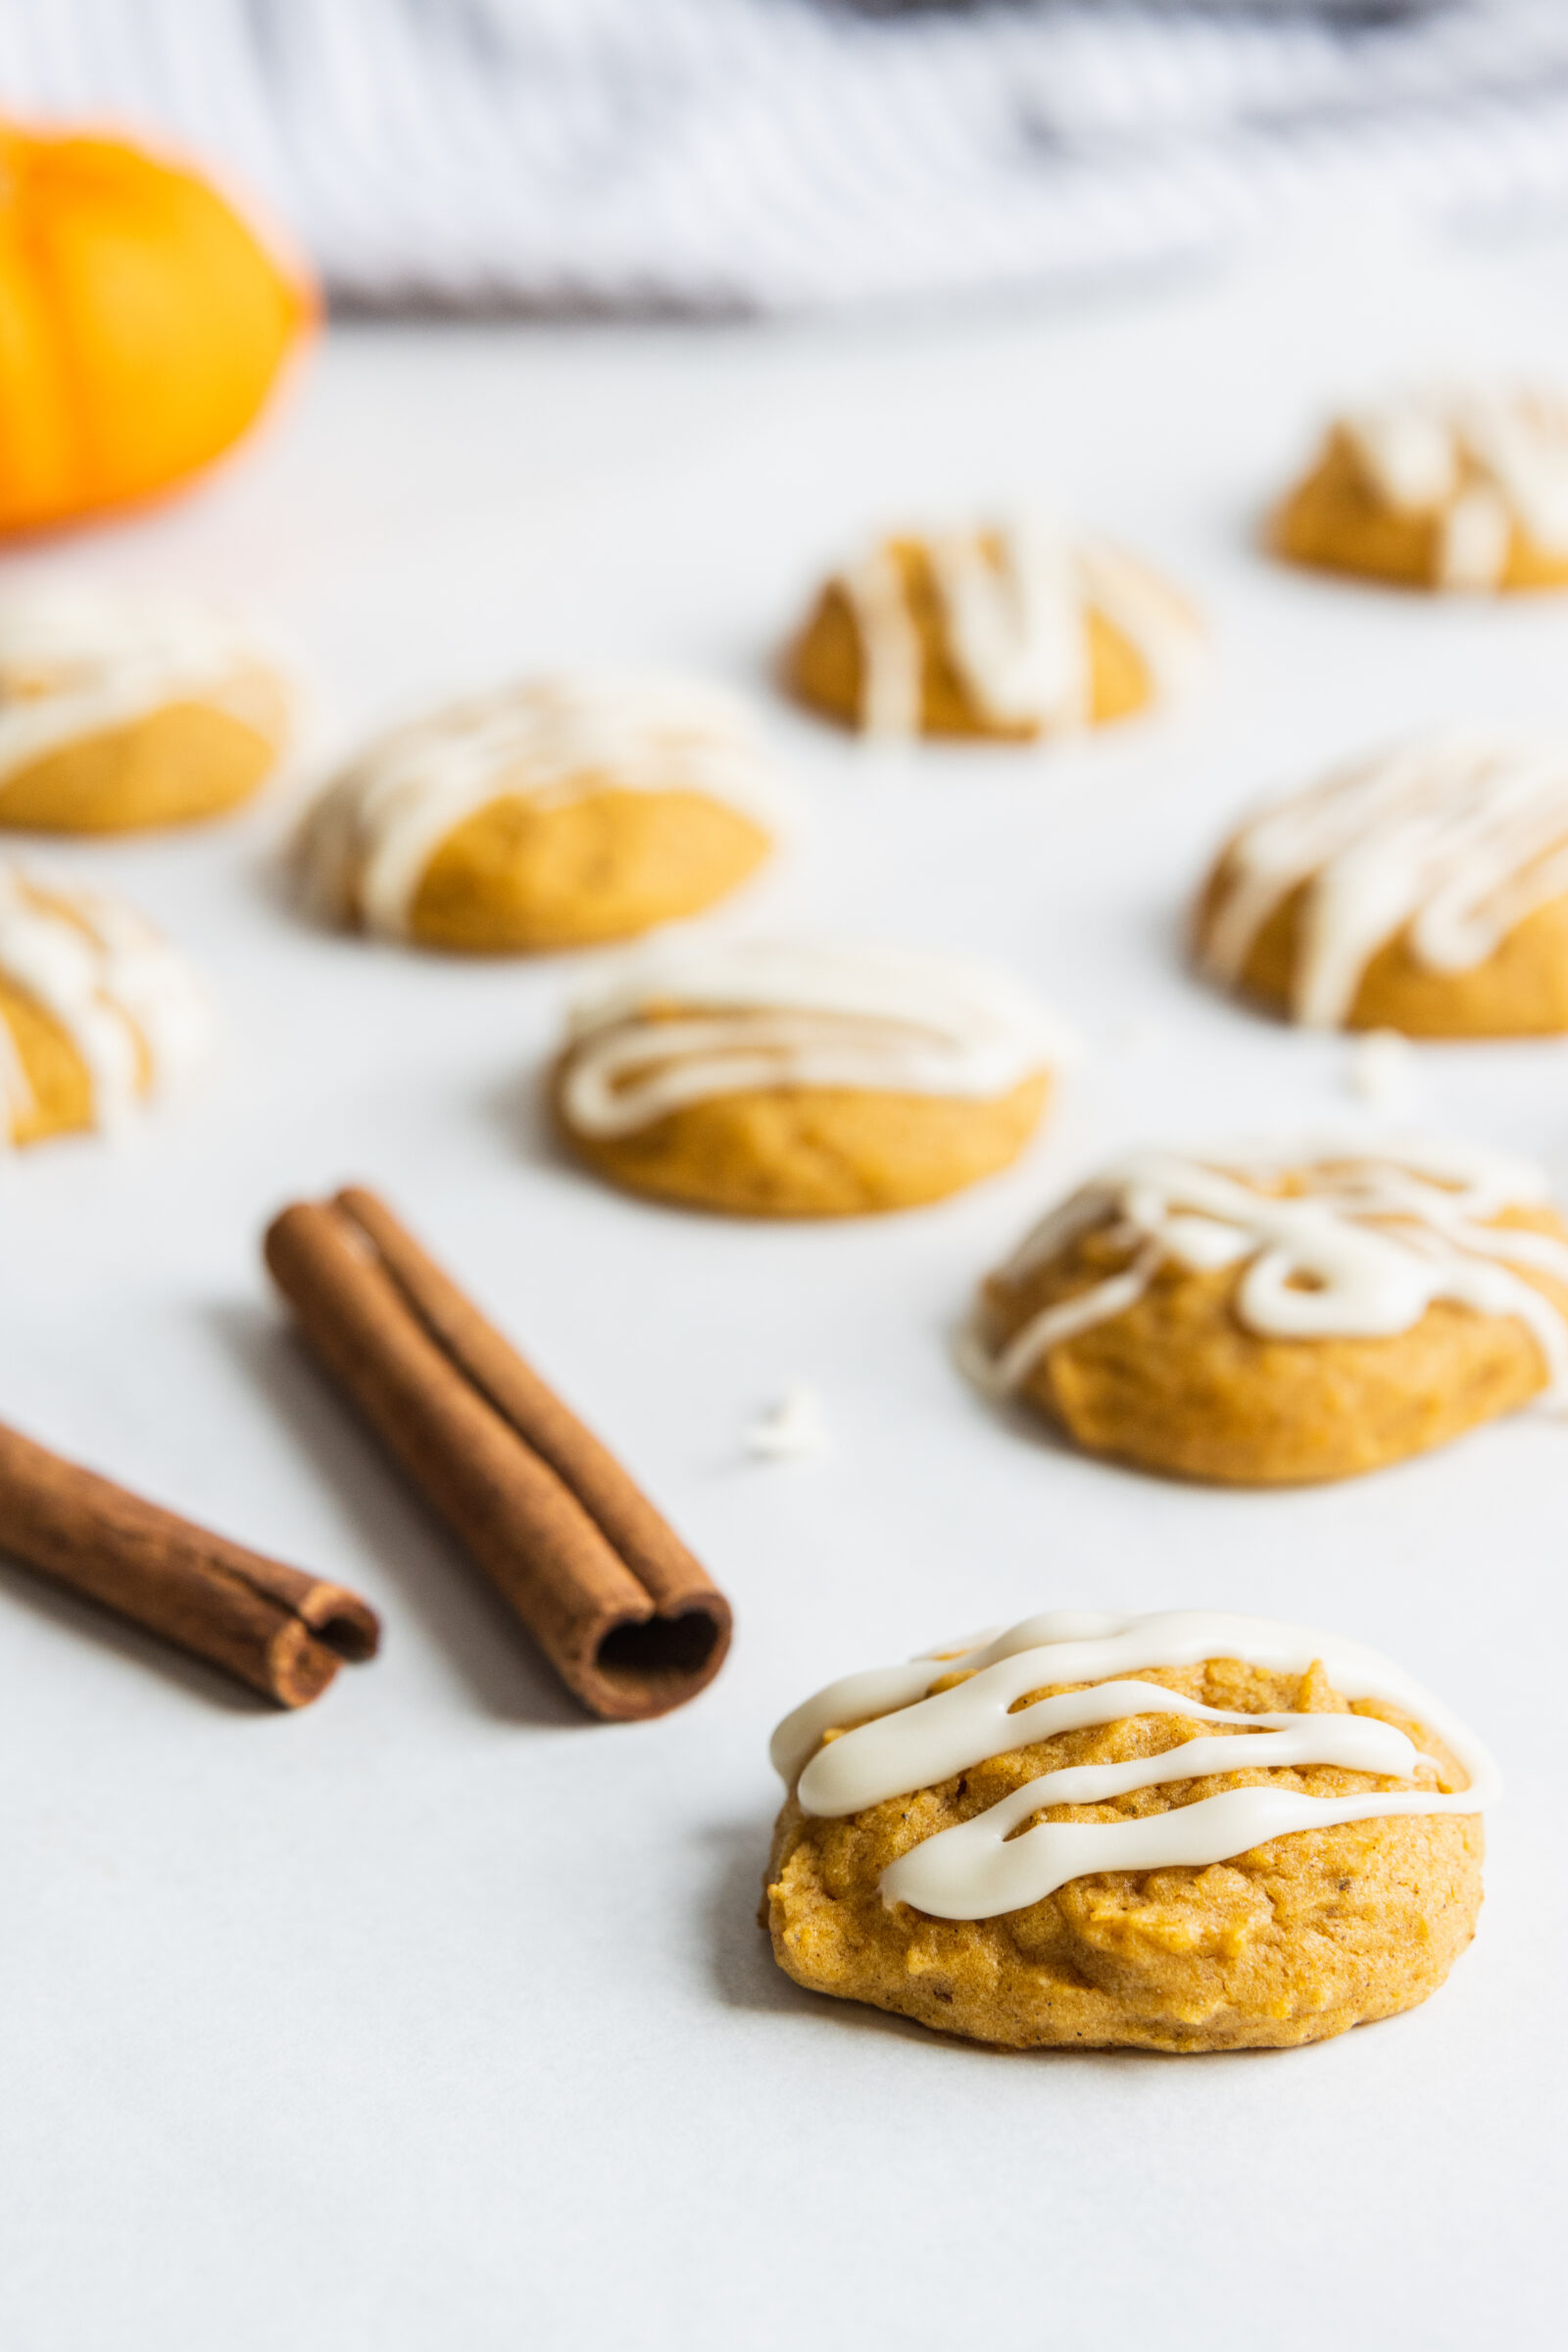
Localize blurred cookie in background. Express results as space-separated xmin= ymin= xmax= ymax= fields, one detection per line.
xmin=788 ymin=516 xmax=1201 ymax=741
xmin=552 ymin=934 xmax=1071 ymax=1217
xmin=0 ymin=586 xmax=290 ymax=832
xmin=1196 ymin=732 xmax=1568 ymax=1036
xmin=0 ymin=863 xmax=213 ymax=1148
xmin=965 ymin=1138 xmax=1568 ymax=1485
xmin=1273 ymin=389 xmax=1568 ymax=591
xmin=295 ymin=675 xmax=777 ymax=954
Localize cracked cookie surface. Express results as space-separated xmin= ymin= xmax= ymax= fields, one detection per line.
xmin=766 ymin=1651 xmax=1483 ymax=2052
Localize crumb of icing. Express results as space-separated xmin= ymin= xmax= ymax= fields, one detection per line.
xmin=745 ymin=1383 xmax=830 ymax=1461
xmin=1348 ymin=1027 xmax=1421 ymax=1112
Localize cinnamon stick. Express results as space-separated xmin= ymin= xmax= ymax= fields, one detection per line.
xmin=263 ymin=1188 xmax=731 ymax=1721
xmin=0 ymin=1419 xmax=380 ymax=1706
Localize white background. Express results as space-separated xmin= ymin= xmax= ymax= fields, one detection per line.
xmin=1 ymin=225 xmax=1563 ymax=2349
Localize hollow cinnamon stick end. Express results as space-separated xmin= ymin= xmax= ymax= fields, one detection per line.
xmin=263 ymin=1617 xmax=353 ymax=1710
xmin=298 ymin=1583 xmax=382 ymax=1662
xmin=567 ymin=1595 xmax=733 ymax=1723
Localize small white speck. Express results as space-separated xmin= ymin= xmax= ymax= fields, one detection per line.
xmin=744 ymin=1383 xmax=830 ymax=1461
xmin=1348 ymin=1027 xmax=1422 ymax=1112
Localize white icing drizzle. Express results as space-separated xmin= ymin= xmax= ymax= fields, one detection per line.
xmin=836 ymin=551 xmax=924 ymax=739
xmin=296 ymin=673 xmax=781 ymax=940
xmin=968 ymin=1137 xmax=1568 ymax=1403
xmin=929 ymin=519 xmax=1089 ymax=730
xmin=557 ymin=937 xmax=1072 ymax=1139
xmin=770 ymin=1607 xmax=1497 ymax=1922
xmin=0 ymin=865 xmax=213 ymax=1143
xmin=1340 ymin=390 xmax=1568 ymax=587
xmin=831 ymin=522 xmax=1200 ymax=738
xmin=0 ymin=586 xmax=269 ymax=785
xmin=1202 ymin=733 xmax=1568 ymax=1029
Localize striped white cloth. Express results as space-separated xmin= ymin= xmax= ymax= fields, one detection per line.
xmin=3 ymin=0 xmax=1568 ymax=313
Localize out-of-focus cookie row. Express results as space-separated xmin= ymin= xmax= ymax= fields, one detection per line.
xmin=6 ymin=388 xmax=1568 ymax=1504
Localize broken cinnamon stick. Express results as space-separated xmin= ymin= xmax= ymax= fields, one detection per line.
xmin=263 ymin=1188 xmax=731 ymax=1721
xmin=0 ymin=1419 xmax=380 ymax=1706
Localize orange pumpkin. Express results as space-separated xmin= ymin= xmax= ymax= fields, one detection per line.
xmin=0 ymin=122 xmax=314 ymax=535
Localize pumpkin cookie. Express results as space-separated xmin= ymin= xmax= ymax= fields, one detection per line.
xmin=1197 ymin=732 xmax=1568 ymax=1036
xmin=296 ymin=675 xmax=777 ymax=954
xmin=552 ymin=937 xmax=1069 ymax=1217
xmin=0 ymin=863 xmax=213 ymax=1147
xmin=788 ymin=517 xmax=1200 ymax=739
xmin=1273 ymin=389 xmax=1568 ymax=591
xmin=765 ymin=1605 xmax=1494 ymax=2052
xmin=0 ymin=587 xmax=289 ymax=832
xmin=966 ymin=1138 xmax=1568 ymax=1485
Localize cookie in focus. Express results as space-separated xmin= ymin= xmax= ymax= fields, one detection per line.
xmin=766 ymin=1606 xmax=1492 ymax=2052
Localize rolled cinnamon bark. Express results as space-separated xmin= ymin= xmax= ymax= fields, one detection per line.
xmin=264 ymin=1189 xmax=731 ymax=1721
xmin=0 ymin=1419 xmax=380 ymax=1706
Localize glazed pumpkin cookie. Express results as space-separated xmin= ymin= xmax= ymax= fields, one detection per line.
xmin=1197 ymin=733 xmax=1568 ymax=1036
xmin=1273 ymin=388 xmax=1568 ymax=591
xmin=553 ymin=937 xmax=1069 ymax=1217
xmin=765 ymin=1605 xmax=1494 ymax=2052
xmin=788 ymin=516 xmax=1200 ymax=739
xmin=966 ymin=1138 xmax=1568 ymax=1485
xmin=0 ymin=863 xmax=213 ymax=1147
xmin=296 ymin=675 xmax=777 ymax=954
xmin=0 ymin=587 xmax=289 ymax=832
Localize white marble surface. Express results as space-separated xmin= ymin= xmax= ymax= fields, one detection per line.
xmin=1 ymin=224 xmax=1563 ymax=2348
